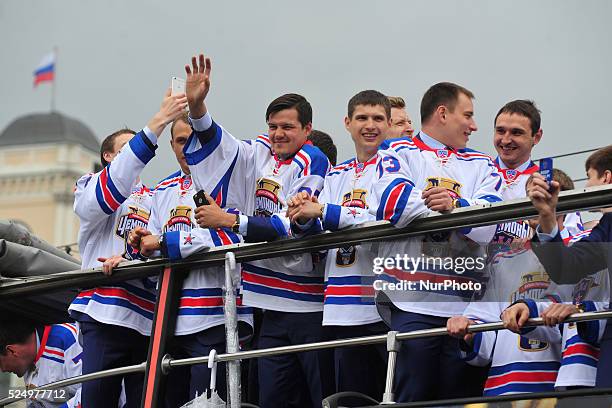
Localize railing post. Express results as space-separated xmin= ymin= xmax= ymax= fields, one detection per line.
xmin=224 ymin=252 xmax=241 ymax=407
xmin=141 ymin=264 xmax=185 ymax=407
xmin=381 ymin=330 xmax=400 ymax=405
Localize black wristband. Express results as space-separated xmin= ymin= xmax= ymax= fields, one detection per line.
xmin=159 ymin=234 xmax=168 ymax=258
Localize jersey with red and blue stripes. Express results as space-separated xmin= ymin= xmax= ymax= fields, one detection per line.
xmin=24 ymin=324 xmax=82 ymax=407
xmin=148 ymin=170 xmax=253 ymax=335
xmin=460 ymin=247 xmax=561 ymax=396
xmin=185 ymin=113 xmax=330 ymax=312
xmin=373 ymin=132 xmax=503 ymax=317
xmin=71 ymin=130 xmax=157 ymax=335
xmin=313 ymin=155 xmax=389 ymax=325
xmin=520 ymin=228 xmax=609 ymax=387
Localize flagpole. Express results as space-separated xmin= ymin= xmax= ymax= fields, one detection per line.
xmin=51 ymin=46 xmax=58 ymax=112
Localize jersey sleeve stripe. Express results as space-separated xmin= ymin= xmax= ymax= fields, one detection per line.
xmin=323 ymin=204 xmax=341 ymax=231
xmin=184 ymin=121 xmax=223 ymax=165
xmin=129 ymin=131 xmax=157 ymax=164
xmin=95 ymin=179 xmax=115 ymax=215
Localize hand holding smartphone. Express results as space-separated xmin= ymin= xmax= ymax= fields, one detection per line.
xmin=539 ymin=157 xmax=554 ymax=191
xmin=193 ymin=190 xmax=210 ymax=207
xmin=171 ymin=77 xmax=186 ymax=96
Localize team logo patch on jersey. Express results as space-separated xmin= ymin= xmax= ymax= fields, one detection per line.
xmin=184 ymin=234 xmax=193 ymax=245
xmin=164 ymin=206 xmax=194 ymax=233
xmin=518 ymin=336 xmax=549 ymax=352
xmin=336 ymin=246 xmax=357 ymax=267
xmin=572 ymin=276 xmax=596 ymax=304
xmin=425 ymin=177 xmax=462 ymax=199
xmin=492 ymin=221 xmax=531 ymax=245
xmin=511 ymin=270 xmax=550 ymax=302
xmin=436 ymin=149 xmax=449 ymax=158
xmin=116 ymin=205 xmax=150 ymax=260
xmin=505 ymin=169 xmax=518 ymax=180
xmin=255 ymin=177 xmax=282 ymax=217
xmin=342 ymin=189 xmax=368 ymax=209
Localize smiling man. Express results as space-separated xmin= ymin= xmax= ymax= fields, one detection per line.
xmin=286 ymin=90 xmax=408 ymax=402
xmin=182 ymin=53 xmax=333 ymax=408
xmin=491 ymin=100 xmax=583 ymax=247
xmin=493 ymin=100 xmax=543 ymax=200
xmin=376 ymin=82 xmax=503 ymax=402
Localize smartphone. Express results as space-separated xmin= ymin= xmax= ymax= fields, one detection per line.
xmin=193 ymin=190 xmax=210 ymax=207
xmin=171 ymin=76 xmax=186 ymax=96
xmin=539 ymin=157 xmax=554 ymax=190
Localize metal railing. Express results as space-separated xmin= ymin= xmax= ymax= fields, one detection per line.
xmin=2 ymin=184 xmax=611 ymax=299
xmin=1 ymin=310 xmax=611 ymax=407
xmin=1 ymin=184 xmax=612 ymax=407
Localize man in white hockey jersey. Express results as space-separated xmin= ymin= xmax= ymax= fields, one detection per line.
xmin=502 ymin=147 xmax=612 ymax=388
xmin=446 ymin=169 xmax=578 ymax=396
xmin=376 ymin=82 xmax=504 ymax=402
xmin=0 ymin=321 xmax=81 ymax=407
xmin=491 ymin=100 xmax=585 ymax=254
xmin=182 ymin=53 xmax=333 ymax=408
xmin=71 ymin=90 xmax=187 ymax=407
xmin=122 ymin=113 xmax=253 ymax=405
xmin=286 ymin=90 xmax=427 ymax=402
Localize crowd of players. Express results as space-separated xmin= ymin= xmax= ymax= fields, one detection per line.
xmin=1 ymin=51 xmax=612 ymax=407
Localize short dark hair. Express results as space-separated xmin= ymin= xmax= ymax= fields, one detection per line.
xmin=585 ymin=145 xmax=612 ymax=177
xmin=494 ymin=100 xmax=541 ymax=135
xmin=308 ymin=130 xmax=337 ymax=166
xmin=0 ymin=321 xmax=35 ymax=355
xmin=170 ymin=112 xmax=190 ymax=140
xmin=100 ymin=128 xmax=136 ymax=167
xmin=347 ymin=90 xmax=391 ymax=120
xmin=266 ymin=93 xmax=312 ymax=128
xmin=420 ymin=82 xmax=474 ymax=124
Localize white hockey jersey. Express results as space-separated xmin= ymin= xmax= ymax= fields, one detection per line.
xmin=374 ymin=133 xmax=504 ymax=317
xmin=520 ymin=229 xmax=609 ymax=388
xmin=23 ymin=324 xmax=82 ymax=408
xmin=315 ymin=155 xmax=381 ymax=326
xmin=148 ymin=171 xmax=253 ymax=335
xmin=461 ymin=246 xmax=561 ymax=396
xmin=70 ymin=130 xmax=157 ymax=335
xmin=184 ymin=113 xmax=330 ymax=312
xmin=491 ymin=158 xmax=539 ymax=246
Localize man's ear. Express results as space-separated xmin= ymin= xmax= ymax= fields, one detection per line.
xmin=533 ymin=128 xmax=543 ymax=146
xmin=604 ymin=169 xmax=612 ymax=184
xmin=437 ymin=105 xmax=448 ymax=122
xmin=344 ymin=116 xmax=351 ymax=131
xmin=304 ymin=122 xmax=313 ymax=135
xmin=102 ymin=150 xmax=114 ymax=164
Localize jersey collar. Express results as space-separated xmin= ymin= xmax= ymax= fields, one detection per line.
xmin=34 ymin=326 xmax=51 ymax=364
xmin=273 ymin=140 xmax=313 ymax=167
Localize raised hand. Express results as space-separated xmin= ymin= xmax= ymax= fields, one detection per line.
xmin=526 ymin=172 xmax=560 ymax=233
xmin=147 ymin=88 xmax=188 ymax=137
xmin=185 ymin=53 xmax=212 ymax=118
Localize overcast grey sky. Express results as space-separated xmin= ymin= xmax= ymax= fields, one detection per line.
xmin=1 ymin=0 xmax=610 ymax=185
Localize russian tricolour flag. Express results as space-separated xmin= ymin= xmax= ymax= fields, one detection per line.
xmin=33 ymin=52 xmax=55 ymax=87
